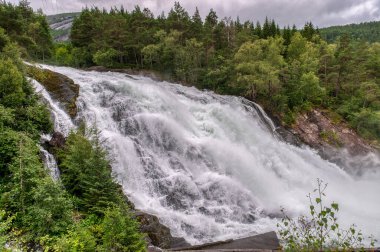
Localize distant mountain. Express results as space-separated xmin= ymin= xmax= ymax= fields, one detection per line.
xmin=47 ymin=12 xmax=80 ymax=42
xmin=319 ymin=21 xmax=380 ymax=43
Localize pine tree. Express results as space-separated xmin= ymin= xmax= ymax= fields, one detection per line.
xmin=262 ymin=17 xmax=271 ymax=38
xmin=190 ymin=7 xmax=203 ymax=40
xmin=255 ymin=21 xmax=262 ymax=38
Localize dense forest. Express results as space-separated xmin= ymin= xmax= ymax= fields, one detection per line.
xmin=53 ymin=3 xmax=380 ymax=142
xmin=320 ymin=21 xmax=380 ymax=43
xmin=0 ymin=1 xmax=145 ymax=251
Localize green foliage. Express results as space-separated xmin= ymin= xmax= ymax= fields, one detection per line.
xmin=93 ymin=48 xmax=119 ymax=68
xmin=53 ymin=217 xmax=98 ymax=252
xmin=0 ymin=58 xmax=25 ymax=108
xmin=55 ymin=44 xmax=73 ymax=65
xmin=351 ymin=109 xmax=380 ymax=140
xmin=0 ymin=210 xmax=13 ymax=249
xmin=24 ymin=178 xmax=73 ymax=239
xmin=320 ymin=21 xmax=380 ymax=43
xmin=58 ymin=127 xmax=120 ymax=215
xmin=234 ymin=37 xmax=285 ymax=99
xmin=0 ymin=1 xmax=53 ymax=60
xmin=53 ymin=207 xmax=146 ymax=252
xmin=100 ymin=206 xmax=146 ymax=252
xmin=278 ymin=179 xmax=377 ymax=251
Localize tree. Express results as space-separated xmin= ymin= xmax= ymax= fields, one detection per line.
xmin=285 ymin=32 xmax=325 ymax=108
xmin=142 ymin=44 xmax=160 ymax=68
xmin=234 ymin=37 xmax=285 ymax=99
xmin=93 ymin=48 xmax=119 ymax=68
xmin=190 ymin=7 xmax=203 ymax=40
xmin=55 ymin=45 xmax=73 ymax=66
xmin=24 ymin=178 xmax=73 ymax=239
xmin=166 ymin=2 xmax=190 ymax=35
xmin=0 ymin=58 xmax=25 ymax=108
xmin=59 ymin=127 xmax=120 ymax=215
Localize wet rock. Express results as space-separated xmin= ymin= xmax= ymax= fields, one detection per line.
xmin=49 ymin=132 xmax=66 ymax=149
xmin=135 ymin=211 xmax=190 ymax=249
xmin=170 ymin=231 xmax=280 ymax=251
xmin=27 ymin=65 xmax=79 ymax=118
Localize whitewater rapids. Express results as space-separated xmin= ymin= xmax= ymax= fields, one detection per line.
xmin=34 ymin=65 xmax=380 ymax=245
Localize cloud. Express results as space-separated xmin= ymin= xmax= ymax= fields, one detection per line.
xmin=8 ymin=0 xmax=380 ymax=27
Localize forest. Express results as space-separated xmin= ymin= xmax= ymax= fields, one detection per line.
xmin=53 ymin=3 xmax=380 ymax=142
xmin=0 ymin=0 xmax=379 ymax=251
xmin=320 ymin=21 xmax=380 ymax=43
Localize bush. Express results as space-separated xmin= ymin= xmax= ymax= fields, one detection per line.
xmin=100 ymin=206 xmax=146 ymax=252
xmin=351 ymin=109 xmax=380 ymax=141
xmin=277 ymin=179 xmax=377 ymax=251
xmin=93 ymin=48 xmax=118 ymax=68
xmin=55 ymin=45 xmax=73 ymax=66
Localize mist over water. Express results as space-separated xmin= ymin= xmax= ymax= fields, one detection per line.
xmin=34 ymin=65 xmax=380 ymax=245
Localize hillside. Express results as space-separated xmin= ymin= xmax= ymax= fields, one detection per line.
xmin=47 ymin=12 xmax=79 ymax=41
xmin=320 ymin=21 xmax=380 ymax=43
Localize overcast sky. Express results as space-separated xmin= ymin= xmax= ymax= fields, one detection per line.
xmin=9 ymin=0 xmax=380 ymax=28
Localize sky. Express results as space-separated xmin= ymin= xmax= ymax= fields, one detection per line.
xmin=9 ymin=0 xmax=380 ymax=28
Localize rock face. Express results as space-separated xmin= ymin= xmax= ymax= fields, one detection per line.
xmin=135 ymin=211 xmax=190 ymax=249
xmin=48 ymin=132 xmax=66 ymax=149
xmin=169 ymin=231 xmax=280 ymax=251
xmin=28 ymin=66 xmax=79 ymax=118
xmin=292 ymin=109 xmax=374 ymax=156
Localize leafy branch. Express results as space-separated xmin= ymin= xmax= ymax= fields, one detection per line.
xmin=277 ymin=179 xmax=377 ymax=251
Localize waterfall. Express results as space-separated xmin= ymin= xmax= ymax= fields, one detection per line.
xmin=40 ymin=145 xmax=60 ymax=181
xmin=33 ymin=65 xmax=380 ymax=245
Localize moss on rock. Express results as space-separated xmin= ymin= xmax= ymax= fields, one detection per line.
xmin=27 ymin=65 xmax=79 ymax=118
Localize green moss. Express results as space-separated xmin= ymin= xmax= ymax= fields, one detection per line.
xmin=27 ymin=65 xmax=79 ymax=118
xmin=320 ymin=130 xmax=342 ymax=147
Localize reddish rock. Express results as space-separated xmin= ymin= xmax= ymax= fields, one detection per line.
xmin=292 ymin=109 xmax=374 ymax=156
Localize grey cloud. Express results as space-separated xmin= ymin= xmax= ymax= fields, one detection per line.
xmin=8 ymin=0 xmax=380 ymax=27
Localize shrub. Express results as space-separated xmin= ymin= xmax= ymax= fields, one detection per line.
xmin=277 ymin=179 xmax=377 ymax=251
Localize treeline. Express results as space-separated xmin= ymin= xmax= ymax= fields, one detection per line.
xmin=0 ymin=2 xmax=146 ymax=251
xmin=54 ymin=3 xmax=380 ymax=142
xmin=0 ymin=0 xmax=53 ymax=60
xmin=320 ymin=21 xmax=380 ymax=43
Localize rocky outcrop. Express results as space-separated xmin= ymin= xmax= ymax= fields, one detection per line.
xmin=135 ymin=211 xmax=190 ymax=249
xmin=27 ymin=66 xmax=79 ymax=118
xmin=169 ymin=231 xmax=280 ymax=251
xmin=291 ymin=109 xmax=374 ymax=156
xmin=48 ymin=132 xmax=66 ymax=149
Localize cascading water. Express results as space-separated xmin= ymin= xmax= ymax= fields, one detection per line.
xmin=33 ymin=65 xmax=380 ymax=245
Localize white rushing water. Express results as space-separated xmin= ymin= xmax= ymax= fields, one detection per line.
xmin=33 ymin=65 xmax=380 ymax=245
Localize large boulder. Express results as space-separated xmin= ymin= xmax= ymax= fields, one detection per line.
xmin=135 ymin=211 xmax=190 ymax=249
xmin=28 ymin=65 xmax=79 ymax=118
xmin=48 ymin=131 xmax=66 ymax=149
